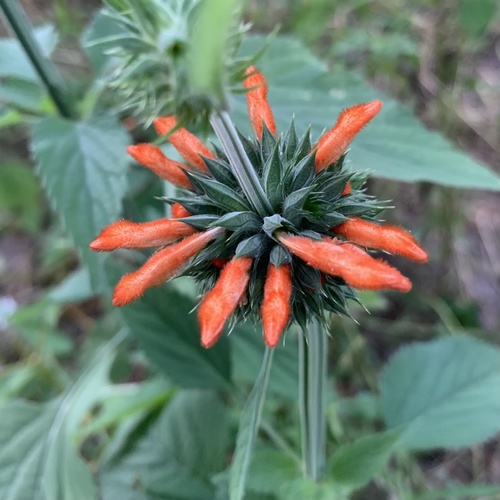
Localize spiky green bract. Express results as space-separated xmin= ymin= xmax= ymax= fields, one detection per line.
xmin=162 ymin=120 xmax=387 ymax=329
xmin=94 ymin=0 xmax=265 ymax=126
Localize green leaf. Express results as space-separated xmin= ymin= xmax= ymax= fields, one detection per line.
xmin=0 ymin=332 xmax=124 ymax=500
xmin=190 ymin=175 xmax=250 ymax=212
xmin=229 ymin=348 xmax=274 ymax=500
xmin=0 ymin=25 xmax=57 ymax=81
xmin=189 ymin=0 xmax=239 ymax=108
xmin=458 ymin=0 xmax=497 ymax=37
xmin=100 ymin=390 xmax=229 ymax=500
xmin=49 ymin=267 xmax=95 ymax=303
xmin=262 ymin=141 xmax=283 ymax=206
xmin=215 ymin=211 xmax=262 ymax=232
xmin=329 ymin=429 xmax=401 ymax=488
xmin=246 ymin=449 xmax=298 ymax=495
xmin=115 ymin=277 xmax=231 ymax=390
xmin=234 ymin=36 xmax=500 ymax=191
xmin=278 ymin=478 xmax=345 ymax=500
xmin=32 ymin=115 xmax=130 ymax=291
xmin=380 ymin=335 xmax=500 ymax=450
xmin=236 ymin=233 xmax=268 ymax=258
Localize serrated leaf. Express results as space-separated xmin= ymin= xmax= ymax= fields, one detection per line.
xmin=329 ymin=429 xmax=401 ymax=488
xmin=32 ymin=115 xmax=130 ymax=292
xmin=100 ymin=390 xmax=229 ymax=500
xmin=114 ymin=274 xmax=231 ymax=390
xmin=215 ymin=211 xmax=262 ymax=232
xmin=229 ymin=348 xmax=274 ymax=500
xmin=380 ymin=335 xmax=500 ymax=450
xmin=262 ymin=214 xmax=294 ymax=238
xmin=234 ymin=36 xmax=500 ymax=191
xmin=260 ymin=124 xmax=278 ymax=162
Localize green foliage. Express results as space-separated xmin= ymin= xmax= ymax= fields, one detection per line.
xmin=380 ymin=335 xmax=500 ymax=450
xmin=329 ymin=428 xmax=401 ymax=488
xmin=234 ymin=37 xmax=500 ymax=191
xmin=458 ymin=0 xmax=498 ymax=37
xmin=115 ymin=277 xmax=232 ymax=390
xmin=100 ymin=390 xmax=229 ymax=500
xmin=31 ymin=115 xmax=131 ymax=291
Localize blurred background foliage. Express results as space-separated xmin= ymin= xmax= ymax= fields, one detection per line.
xmin=1 ymin=0 xmax=500 ymax=499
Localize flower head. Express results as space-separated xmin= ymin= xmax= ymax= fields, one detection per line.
xmin=90 ymin=67 xmax=427 ymax=348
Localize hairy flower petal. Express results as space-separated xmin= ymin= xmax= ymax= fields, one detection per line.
xmin=198 ymin=257 xmax=253 ymax=348
xmin=171 ymin=203 xmax=192 ymax=219
xmin=333 ymin=217 xmax=428 ymax=263
xmin=112 ymin=228 xmax=223 ymax=306
xmin=261 ymin=264 xmax=292 ymax=348
xmin=279 ymin=234 xmax=411 ymax=292
xmin=127 ymin=144 xmax=192 ymax=189
xmin=90 ymin=219 xmax=197 ymax=251
xmin=244 ymin=66 xmax=277 ymax=138
xmin=154 ymin=116 xmax=214 ymax=173
xmin=314 ymin=101 xmax=383 ymax=172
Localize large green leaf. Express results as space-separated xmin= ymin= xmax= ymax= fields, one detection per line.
xmin=117 ymin=279 xmax=231 ymax=390
xmin=0 ymin=25 xmax=57 ymax=81
xmin=380 ymin=335 xmax=500 ymax=450
xmin=0 ymin=332 xmax=124 ymax=500
xmin=234 ymin=37 xmax=500 ymax=191
xmin=31 ymin=115 xmax=130 ymax=291
xmin=329 ymin=429 xmax=401 ymax=488
xmin=100 ymin=390 xmax=229 ymax=500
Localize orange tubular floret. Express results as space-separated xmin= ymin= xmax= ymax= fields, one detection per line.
xmin=127 ymin=144 xmax=192 ymax=190
xmin=333 ymin=217 xmax=428 ymax=263
xmin=261 ymin=264 xmax=293 ymax=348
xmin=278 ymin=234 xmax=411 ymax=292
xmin=314 ymin=100 xmax=383 ymax=172
xmin=243 ymin=66 xmax=277 ymax=139
xmin=198 ymin=257 xmax=253 ymax=348
xmin=171 ymin=203 xmax=192 ymax=219
xmin=112 ymin=227 xmax=223 ymax=306
xmin=342 ymin=182 xmax=351 ymax=196
xmin=90 ymin=219 xmax=197 ymax=252
xmin=153 ymin=116 xmax=214 ymax=173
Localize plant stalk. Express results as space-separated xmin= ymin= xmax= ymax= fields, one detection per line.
xmin=210 ymin=110 xmax=273 ymax=216
xmin=0 ymin=0 xmax=76 ymax=119
xmin=299 ymin=319 xmax=328 ymax=481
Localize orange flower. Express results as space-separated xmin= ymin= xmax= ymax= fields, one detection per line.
xmin=127 ymin=144 xmax=192 ymax=189
xmin=243 ymin=66 xmax=277 ymax=138
xmin=91 ymin=65 xmax=427 ymax=349
xmin=154 ymin=116 xmax=214 ymax=173
xmin=278 ymin=234 xmax=412 ymax=292
xmin=314 ymin=100 xmax=383 ymax=172
xmin=90 ymin=219 xmax=197 ymax=251
xmin=198 ymin=257 xmax=253 ymax=348
xmin=112 ymin=227 xmax=223 ymax=306
xmin=261 ymin=264 xmax=293 ymax=348
xmin=333 ymin=217 xmax=428 ymax=263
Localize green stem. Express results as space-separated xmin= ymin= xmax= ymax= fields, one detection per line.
xmin=299 ymin=319 xmax=328 ymax=481
xmin=210 ymin=110 xmax=273 ymax=216
xmin=0 ymin=0 xmax=76 ymax=119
